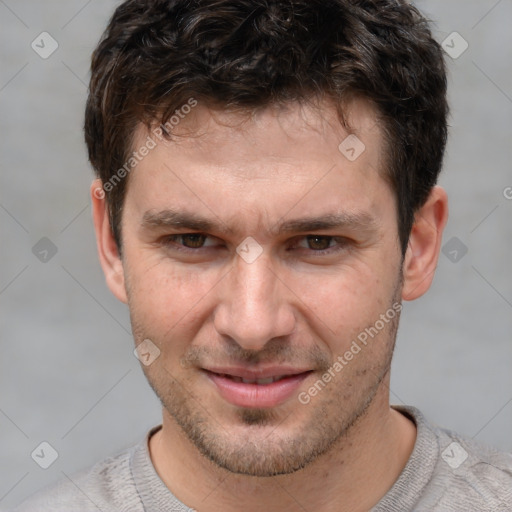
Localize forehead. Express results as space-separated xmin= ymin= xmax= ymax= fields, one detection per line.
xmin=132 ymin=97 xmax=383 ymax=171
xmin=124 ymin=98 xmax=391 ymax=231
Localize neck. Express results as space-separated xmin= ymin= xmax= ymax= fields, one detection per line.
xmin=149 ymin=380 xmax=416 ymax=512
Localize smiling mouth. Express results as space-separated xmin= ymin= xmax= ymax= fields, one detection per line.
xmin=202 ymin=369 xmax=314 ymax=408
xmin=209 ymin=372 xmax=296 ymax=385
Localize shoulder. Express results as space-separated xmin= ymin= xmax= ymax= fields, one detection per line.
xmin=407 ymin=407 xmax=512 ymax=510
xmin=429 ymin=423 xmax=512 ymax=509
xmin=11 ymin=444 xmax=144 ymax=512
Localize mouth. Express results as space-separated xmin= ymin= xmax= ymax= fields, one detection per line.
xmin=202 ymin=367 xmax=313 ymax=409
xmin=210 ymin=373 xmax=294 ymax=385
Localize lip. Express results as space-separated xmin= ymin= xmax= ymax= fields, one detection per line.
xmin=203 ymin=367 xmax=313 ymax=409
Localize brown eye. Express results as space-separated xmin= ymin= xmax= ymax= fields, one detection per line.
xmin=306 ymin=236 xmax=333 ymax=250
xmin=161 ymin=233 xmax=219 ymax=253
xmin=180 ymin=234 xmax=207 ymax=248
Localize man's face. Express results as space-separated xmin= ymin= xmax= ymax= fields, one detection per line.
xmin=120 ymin=99 xmax=404 ymax=476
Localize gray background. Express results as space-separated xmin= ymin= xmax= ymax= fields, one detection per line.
xmin=1 ymin=0 xmax=511 ymax=509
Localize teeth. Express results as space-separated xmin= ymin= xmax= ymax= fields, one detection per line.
xmin=256 ymin=377 xmax=275 ymax=385
xmin=224 ymin=374 xmax=285 ymax=385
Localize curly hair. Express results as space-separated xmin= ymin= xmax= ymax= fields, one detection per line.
xmin=85 ymin=0 xmax=448 ymax=255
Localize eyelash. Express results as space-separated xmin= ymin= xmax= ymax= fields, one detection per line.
xmin=160 ymin=234 xmax=350 ymax=256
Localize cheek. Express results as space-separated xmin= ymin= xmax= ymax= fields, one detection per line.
xmin=290 ymin=261 xmax=398 ymax=351
xmin=126 ymin=256 xmax=218 ymax=338
xmin=297 ymin=266 xmax=380 ymax=319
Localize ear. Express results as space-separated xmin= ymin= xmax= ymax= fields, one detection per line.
xmin=402 ymin=186 xmax=449 ymax=301
xmin=91 ymin=180 xmax=128 ymax=304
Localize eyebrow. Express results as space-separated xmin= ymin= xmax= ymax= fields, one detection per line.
xmin=140 ymin=209 xmax=378 ymax=236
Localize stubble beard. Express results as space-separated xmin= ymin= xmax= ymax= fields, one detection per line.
xmin=132 ymin=291 xmax=402 ymax=477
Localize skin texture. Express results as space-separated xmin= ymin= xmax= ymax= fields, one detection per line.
xmin=92 ymin=98 xmax=448 ymax=512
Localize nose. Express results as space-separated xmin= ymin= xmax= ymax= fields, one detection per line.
xmin=213 ymin=252 xmax=296 ymax=351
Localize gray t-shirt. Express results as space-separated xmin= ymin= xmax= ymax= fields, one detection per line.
xmin=11 ymin=407 xmax=512 ymax=511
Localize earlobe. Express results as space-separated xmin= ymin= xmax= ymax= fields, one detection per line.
xmin=90 ymin=180 xmax=128 ymax=304
xmin=401 ymin=186 xmax=449 ymax=301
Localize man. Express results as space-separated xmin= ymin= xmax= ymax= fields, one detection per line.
xmin=14 ymin=0 xmax=512 ymax=510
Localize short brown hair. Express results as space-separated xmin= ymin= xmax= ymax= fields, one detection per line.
xmin=85 ymin=0 xmax=448 ymax=255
